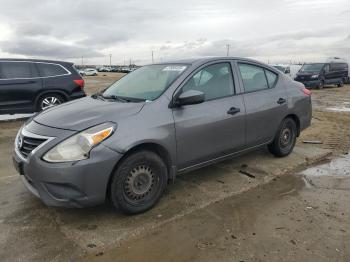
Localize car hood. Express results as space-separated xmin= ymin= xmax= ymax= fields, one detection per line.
xmin=34 ymin=96 xmax=145 ymax=131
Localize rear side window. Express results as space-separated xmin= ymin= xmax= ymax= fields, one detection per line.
xmin=37 ymin=63 xmax=69 ymax=77
xmin=0 ymin=62 xmax=38 ymax=79
xmin=182 ymin=62 xmax=234 ymax=101
xmin=238 ymin=63 xmax=278 ymax=92
xmin=238 ymin=63 xmax=268 ymax=92
xmin=330 ymin=63 xmax=348 ymax=71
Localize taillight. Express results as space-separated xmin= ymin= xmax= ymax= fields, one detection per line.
xmin=74 ymin=79 xmax=85 ymax=90
xmin=301 ymin=87 xmax=311 ymax=96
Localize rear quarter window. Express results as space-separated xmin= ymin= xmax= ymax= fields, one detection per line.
xmin=37 ymin=63 xmax=69 ymax=77
xmin=265 ymin=70 xmax=278 ymax=88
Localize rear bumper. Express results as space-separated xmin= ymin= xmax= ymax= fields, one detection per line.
xmin=69 ymin=91 xmax=86 ymax=100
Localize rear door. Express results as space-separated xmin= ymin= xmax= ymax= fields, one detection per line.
xmin=0 ymin=61 xmax=42 ymax=113
xmin=173 ymin=61 xmax=246 ymax=170
xmin=235 ymin=61 xmax=288 ymax=147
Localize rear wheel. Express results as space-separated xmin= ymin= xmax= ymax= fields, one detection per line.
xmin=110 ymin=150 xmax=167 ymax=214
xmin=37 ymin=94 xmax=65 ymax=111
xmin=337 ymin=79 xmax=344 ymax=87
xmin=268 ymin=118 xmax=297 ymax=157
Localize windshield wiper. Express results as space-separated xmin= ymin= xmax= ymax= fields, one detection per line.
xmin=101 ymin=94 xmax=131 ymax=102
xmin=91 ymin=92 xmax=104 ymax=100
xmin=102 ymin=94 xmax=146 ymax=103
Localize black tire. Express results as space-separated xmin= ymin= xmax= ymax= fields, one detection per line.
xmin=110 ymin=150 xmax=167 ymax=214
xmin=337 ymin=80 xmax=344 ymax=87
xmin=318 ymin=80 xmax=324 ymax=89
xmin=37 ymin=93 xmax=65 ymax=111
xmin=268 ymin=118 xmax=297 ymax=157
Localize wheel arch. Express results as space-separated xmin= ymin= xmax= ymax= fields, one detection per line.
xmin=34 ymin=90 xmax=69 ymax=108
xmin=284 ymin=114 xmax=301 ymax=136
xmin=106 ymin=142 xmax=175 ymax=201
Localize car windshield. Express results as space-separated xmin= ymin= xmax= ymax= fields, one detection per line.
xmin=273 ymin=66 xmax=286 ymax=72
xmin=102 ymin=64 xmax=188 ymax=101
xmin=300 ymin=63 xmax=324 ymax=72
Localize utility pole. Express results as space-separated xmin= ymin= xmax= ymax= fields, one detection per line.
xmin=109 ymin=54 xmax=112 ymax=68
xmin=151 ymin=50 xmax=154 ymax=64
xmin=226 ymin=44 xmax=230 ymax=57
xmin=81 ymin=56 xmax=84 ymax=69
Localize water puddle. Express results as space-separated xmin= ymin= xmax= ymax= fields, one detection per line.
xmin=326 ymin=107 xmax=350 ymax=112
xmin=301 ymin=153 xmax=350 ymax=177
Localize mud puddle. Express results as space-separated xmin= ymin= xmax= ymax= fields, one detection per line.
xmin=82 ymin=155 xmax=350 ymax=262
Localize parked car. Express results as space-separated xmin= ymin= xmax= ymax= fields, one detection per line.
xmin=98 ymin=67 xmax=112 ymax=72
xmin=84 ymin=68 xmax=98 ymax=76
xmin=294 ymin=62 xmax=348 ymax=89
xmin=78 ymin=69 xmax=85 ymax=76
xmin=271 ymin=64 xmax=302 ymax=79
xmin=0 ymin=59 xmax=85 ymax=114
xmin=13 ymin=57 xmax=311 ymax=214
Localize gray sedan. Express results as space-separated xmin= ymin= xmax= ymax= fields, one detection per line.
xmin=13 ymin=57 xmax=312 ymax=214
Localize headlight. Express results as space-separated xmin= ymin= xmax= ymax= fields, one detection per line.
xmin=43 ymin=123 xmax=115 ymax=163
xmin=311 ymin=74 xmax=319 ymax=79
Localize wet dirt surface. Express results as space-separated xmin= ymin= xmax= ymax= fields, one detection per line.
xmin=84 ymin=154 xmax=350 ymax=262
xmin=0 ymin=80 xmax=349 ymax=261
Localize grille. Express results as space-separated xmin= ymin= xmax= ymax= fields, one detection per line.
xmin=19 ymin=136 xmax=47 ymax=158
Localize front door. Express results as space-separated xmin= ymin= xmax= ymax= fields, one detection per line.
xmin=172 ymin=62 xmax=246 ymax=170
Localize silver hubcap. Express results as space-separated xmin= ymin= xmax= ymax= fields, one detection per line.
xmin=280 ymin=128 xmax=292 ymax=148
xmin=124 ymin=165 xmax=155 ymax=200
xmin=41 ymin=96 xmax=61 ymax=110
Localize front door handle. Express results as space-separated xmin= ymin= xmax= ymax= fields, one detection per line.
xmin=227 ymin=107 xmax=240 ymax=115
xmin=277 ymin=98 xmax=286 ymax=105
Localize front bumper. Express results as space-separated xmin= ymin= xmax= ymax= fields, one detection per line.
xmin=13 ymin=122 xmax=122 ymax=208
xmin=295 ymin=79 xmax=320 ymax=88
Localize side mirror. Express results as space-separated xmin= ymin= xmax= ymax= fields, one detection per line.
xmin=175 ymin=90 xmax=205 ymax=106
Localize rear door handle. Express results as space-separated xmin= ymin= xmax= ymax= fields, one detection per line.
xmin=277 ymin=98 xmax=286 ymax=105
xmin=227 ymin=107 xmax=240 ymax=115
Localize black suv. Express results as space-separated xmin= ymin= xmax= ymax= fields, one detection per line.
xmin=294 ymin=62 xmax=348 ymax=89
xmin=0 ymin=59 xmax=86 ymax=114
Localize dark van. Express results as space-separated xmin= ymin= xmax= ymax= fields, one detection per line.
xmin=0 ymin=59 xmax=86 ymax=114
xmin=294 ymin=62 xmax=348 ymax=89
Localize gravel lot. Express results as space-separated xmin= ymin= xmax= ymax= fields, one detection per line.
xmin=0 ymin=75 xmax=349 ymax=261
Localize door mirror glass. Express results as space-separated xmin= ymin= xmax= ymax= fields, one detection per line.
xmin=176 ymin=90 xmax=204 ymax=106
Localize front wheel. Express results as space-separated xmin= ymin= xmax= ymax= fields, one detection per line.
xmin=318 ymin=80 xmax=324 ymax=89
xmin=110 ymin=150 xmax=167 ymax=214
xmin=268 ymin=118 xmax=297 ymax=157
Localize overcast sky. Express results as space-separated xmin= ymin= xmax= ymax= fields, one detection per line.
xmin=0 ymin=0 xmax=349 ymax=65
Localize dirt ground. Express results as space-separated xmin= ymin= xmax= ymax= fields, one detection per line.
xmin=0 ymin=77 xmax=349 ymax=261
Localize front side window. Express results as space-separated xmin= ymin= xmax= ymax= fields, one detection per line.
xmin=37 ymin=63 xmax=68 ymax=77
xmin=0 ymin=62 xmax=35 ymax=79
xmin=103 ymin=64 xmax=188 ymax=101
xmin=238 ymin=63 xmax=268 ymax=92
xmin=182 ymin=63 xmax=234 ymax=101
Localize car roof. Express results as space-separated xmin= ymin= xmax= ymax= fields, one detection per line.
xmin=153 ymin=56 xmax=269 ymax=67
xmin=0 ymin=58 xmax=73 ymax=65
